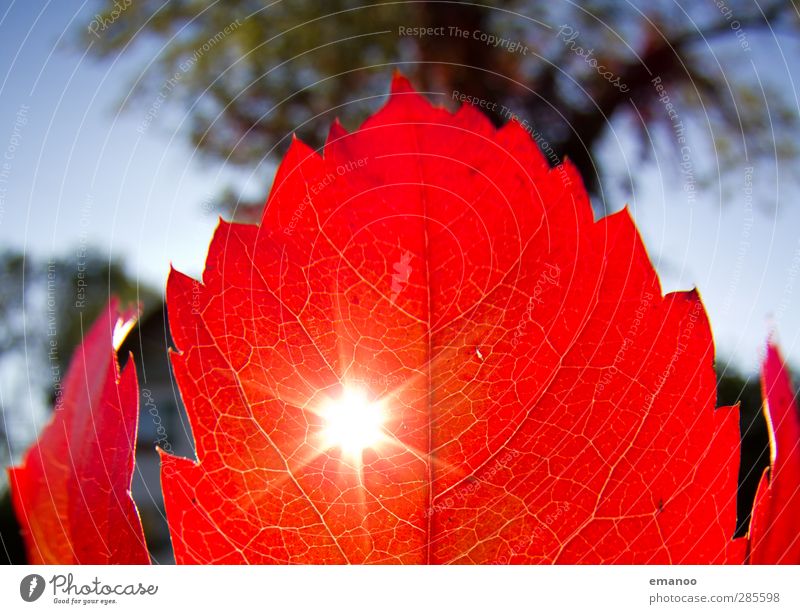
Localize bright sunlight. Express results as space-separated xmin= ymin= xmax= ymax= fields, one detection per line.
xmin=319 ymin=387 xmax=387 ymax=462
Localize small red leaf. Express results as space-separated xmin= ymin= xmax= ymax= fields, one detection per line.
xmin=748 ymin=342 xmax=800 ymax=564
xmin=162 ymin=75 xmax=743 ymax=563
xmin=8 ymin=300 xmax=149 ymax=564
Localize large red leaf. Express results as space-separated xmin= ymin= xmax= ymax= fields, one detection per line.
xmin=748 ymin=342 xmax=800 ymax=563
xmin=162 ymin=75 xmax=744 ymax=563
xmin=8 ymin=300 xmax=149 ymax=564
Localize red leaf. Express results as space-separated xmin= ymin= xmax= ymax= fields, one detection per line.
xmin=748 ymin=342 xmax=800 ymax=563
xmin=8 ymin=300 xmax=149 ymax=564
xmin=162 ymin=75 xmax=744 ymax=563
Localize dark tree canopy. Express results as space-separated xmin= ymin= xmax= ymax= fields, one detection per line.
xmin=80 ymin=0 xmax=798 ymax=214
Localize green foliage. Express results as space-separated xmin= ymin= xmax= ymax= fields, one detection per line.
xmin=79 ymin=1 xmax=799 ymax=213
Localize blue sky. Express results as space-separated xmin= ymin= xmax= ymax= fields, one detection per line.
xmin=1 ymin=0 xmax=799 ymax=381
xmin=0 ymin=1 xmax=225 ymax=291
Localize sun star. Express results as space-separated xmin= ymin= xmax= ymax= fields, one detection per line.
xmin=319 ymin=387 xmax=387 ymax=462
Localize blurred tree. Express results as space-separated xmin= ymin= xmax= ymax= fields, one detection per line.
xmin=0 ymin=251 xmax=158 ymax=392
xmin=46 ymin=255 xmax=160 ymax=382
xmin=0 ymin=252 xmax=32 ymax=359
xmin=79 ymin=0 xmax=798 ymax=213
xmin=0 ymin=253 xmax=26 ymax=482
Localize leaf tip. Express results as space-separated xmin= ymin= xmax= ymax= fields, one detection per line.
xmin=390 ymin=70 xmax=414 ymax=94
xmin=325 ymin=117 xmax=349 ymax=151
